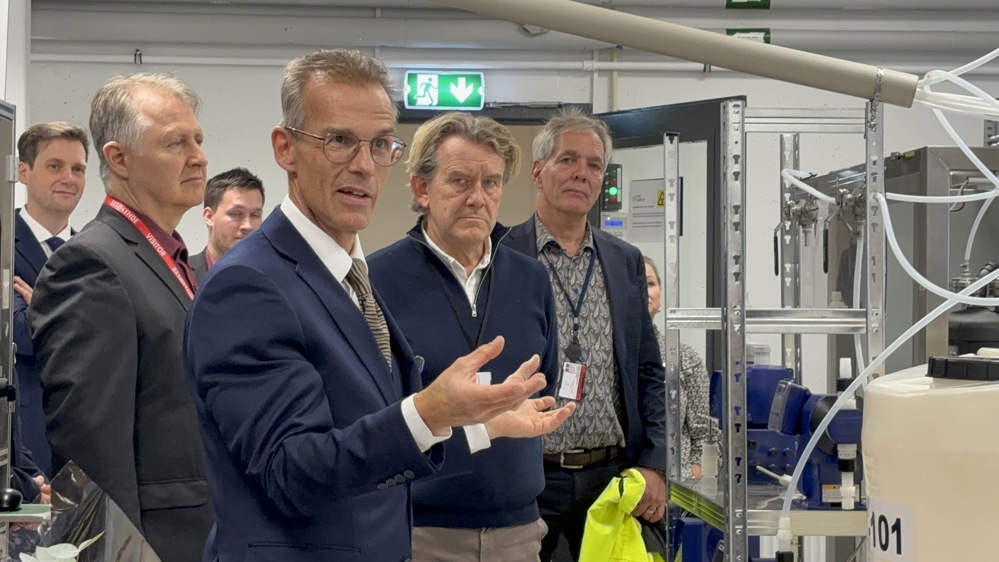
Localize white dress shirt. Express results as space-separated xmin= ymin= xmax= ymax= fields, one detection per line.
xmin=421 ymin=225 xmax=491 ymax=307
xmin=19 ymin=207 xmax=72 ymax=258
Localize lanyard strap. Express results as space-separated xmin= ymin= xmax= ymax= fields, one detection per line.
xmin=104 ymin=196 xmax=195 ymax=300
xmin=541 ymin=245 xmax=598 ymax=332
xmin=428 ymin=258 xmax=496 ymax=352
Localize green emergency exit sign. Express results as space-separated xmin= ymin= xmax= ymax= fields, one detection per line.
xmin=404 ymin=71 xmax=485 ymax=111
xmin=725 ymin=0 xmax=770 ymax=8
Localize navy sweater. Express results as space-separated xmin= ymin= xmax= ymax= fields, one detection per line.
xmin=369 ymin=222 xmax=560 ymax=529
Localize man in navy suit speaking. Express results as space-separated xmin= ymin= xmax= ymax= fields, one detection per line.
xmin=184 ymin=49 xmax=574 ymax=562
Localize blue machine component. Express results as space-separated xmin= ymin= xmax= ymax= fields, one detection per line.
xmin=710 ymin=365 xmax=798 ymax=485
xmin=768 ymin=379 xmax=864 ymax=508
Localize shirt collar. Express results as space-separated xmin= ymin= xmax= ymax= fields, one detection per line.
xmin=420 ymin=223 xmax=492 ymax=281
xmin=130 ymin=207 xmax=187 ymax=260
xmin=19 ymin=207 xmax=72 ymax=244
xmin=280 ymin=194 xmax=364 ymax=283
xmin=534 ymin=212 xmax=595 ymax=255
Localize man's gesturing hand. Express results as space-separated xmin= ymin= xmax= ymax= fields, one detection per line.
xmin=414 ymin=336 xmax=549 ymax=435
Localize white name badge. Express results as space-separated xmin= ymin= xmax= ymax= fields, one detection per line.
xmin=557 ymin=362 xmax=587 ymax=400
xmin=867 ymin=499 xmax=915 ymax=562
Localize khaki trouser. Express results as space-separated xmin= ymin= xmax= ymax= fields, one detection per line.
xmin=412 ymin=518 xmax=548 ymax=562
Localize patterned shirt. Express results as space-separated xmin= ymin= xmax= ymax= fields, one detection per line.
xmin=656 ymin=327 xmax=712 ymax=478
xmin=535 ymin=214 xmax=626 ymax=453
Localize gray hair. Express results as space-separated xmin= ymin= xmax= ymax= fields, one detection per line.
xmin=90 ymin=73 xmax=201 ymax=181
xmin=406 ymin=112 xmax=521 ymax=213
xmin=532 ymin=108 xmax=613 ymax=171
xmin=280 ymin=49 xmax=395 ymax=130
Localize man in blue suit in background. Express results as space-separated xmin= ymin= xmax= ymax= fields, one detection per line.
xmin=12 ymin=121 xmax=89 ymax=479
xmin=184 ymin=49 xmax=574 ymax=562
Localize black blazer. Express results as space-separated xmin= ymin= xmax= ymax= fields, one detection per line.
xmin=30 ymin=205 xmax=213 ymax=562
xmin=503 ymin=217 xmax=668 ymax=472
xmin=189 ymin=249 xmax=209 ymax=280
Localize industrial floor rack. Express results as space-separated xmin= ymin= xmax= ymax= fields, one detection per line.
xmin=1 ymin=100 xmax=54 ymax=558
xmin=659 ymin=103 xmax=885 ymax=562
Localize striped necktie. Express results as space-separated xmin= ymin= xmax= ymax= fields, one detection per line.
xmin=346 ymin=258 xmax=392 ymax=369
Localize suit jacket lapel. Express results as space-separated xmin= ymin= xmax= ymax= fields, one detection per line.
xmin=15 ymin=212 xmax=49 ymax=278
xmin=96 ymin=206 xmax=192 ymax=310
xmin=262 ymin=210 xmax=398 ymax=404
xmin=505 ymin=219 xmax=539 ymax=258
xmin=593 ymin=231 xmax=629 ymax=382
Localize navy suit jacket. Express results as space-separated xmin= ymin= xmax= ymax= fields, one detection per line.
xmin=13 ymin=210 xmax=56 ymax=476
xmin=503 ymin=217 xmax=668 ymax=472
xmin=185 ymin=207 xmax=461 ymax=562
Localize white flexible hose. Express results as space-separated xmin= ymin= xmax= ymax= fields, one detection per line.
xmin=964 ymin=195 xmax=994 ymax=266
xmin=777 ymin=48 xmax=999 ymax=522
xmin=780 ymin=266 xmax=999 ymax=518
xmin=781 ymin=169 xmax=836 ymax=204
xmin=930 ymin=47 xmax=999 ymax=82
xmin=852 ymin=231 xmax=867 ymax=388
xmin=878 ymin=192 xmax=999 ymax=306
xmin=784 ymin=164 xmax=999 ymax=204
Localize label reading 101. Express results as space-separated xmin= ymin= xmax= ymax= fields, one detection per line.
xmin=867 ymin=499 xmax=915 ymax=562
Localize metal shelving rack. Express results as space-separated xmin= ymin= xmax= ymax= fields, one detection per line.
xmin=1 ymin=100 xmax=54 ymax=559
xmin=664 ymin=103 xmax=885 ymax=562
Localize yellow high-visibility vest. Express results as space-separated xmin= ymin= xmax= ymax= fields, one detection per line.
xmin=579 ymin=468 xmax=667 ymax=562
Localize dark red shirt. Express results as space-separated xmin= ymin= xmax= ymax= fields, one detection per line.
xmin=122 ymin=204 xmax=200 ymax=296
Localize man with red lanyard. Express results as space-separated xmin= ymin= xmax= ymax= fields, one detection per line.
xmin=29 ymin=73 xmax=214 ymax=562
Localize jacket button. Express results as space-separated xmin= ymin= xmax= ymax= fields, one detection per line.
xmin=403 ymin=469 xmax=415 ymax=479
xmin=386 ymin=479 xmax=397 ymax=487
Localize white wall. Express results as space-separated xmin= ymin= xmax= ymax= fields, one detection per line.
xmin=30 ymin=61 xmax=997 ymax=257
xmin=29 ymin=62 xmax=285 ymax=249
xmin=27 ymin=63 xmax=594 ymax=251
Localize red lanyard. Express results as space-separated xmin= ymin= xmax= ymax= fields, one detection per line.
xmin=104 ymin=196 xmax=196 ymax=300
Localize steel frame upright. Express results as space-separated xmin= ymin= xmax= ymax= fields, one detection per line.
xmin=720 ymin=99 xmax=749 ymax=562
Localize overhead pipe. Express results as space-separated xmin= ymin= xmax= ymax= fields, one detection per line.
xmin=33 ymin=9 xmax=998 ymax=54
xmin=29 ymin=53 xmax=999 ymax=78
xmin=429 ymin=0 xmax=921 ymax=107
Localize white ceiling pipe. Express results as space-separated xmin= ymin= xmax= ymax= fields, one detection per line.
xmin=30 ymin=53 xmax=999 ymax=78
xmin=430 ymin=0 xmax=920 ymax=106
xmin=63 ymin=0 xmax=999 ymax=10
xmin=31 ymin=13 xmax=999 ymax=56
xmin=33 ymin=1 xmax=999 ymax=26
xmin=33 ymin=34 xmax=999 ymax=56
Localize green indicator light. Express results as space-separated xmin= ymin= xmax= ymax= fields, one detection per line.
xmin=608 ymin=187 xmax=619 ymax=196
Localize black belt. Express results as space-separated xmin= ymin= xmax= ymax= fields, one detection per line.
xmin=543 ymin=446 xmax=623 ymax=470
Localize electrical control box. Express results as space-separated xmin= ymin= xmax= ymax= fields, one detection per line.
xmin=601 ymin=163 xmax=623 ymax=211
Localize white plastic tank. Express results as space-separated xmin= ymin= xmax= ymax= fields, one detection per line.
xmin=863 ymin=361 xmax=999 ymax=561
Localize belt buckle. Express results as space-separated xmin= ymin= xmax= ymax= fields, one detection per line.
xmin=560 ymin=449 xmax=585 ymax=470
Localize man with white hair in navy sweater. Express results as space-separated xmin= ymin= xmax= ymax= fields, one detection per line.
xmin=369 ymin=112 xmax=560 ymax=561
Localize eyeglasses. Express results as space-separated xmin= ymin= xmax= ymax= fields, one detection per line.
xmin=285 ymin=127 xmax=407 ymax=167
